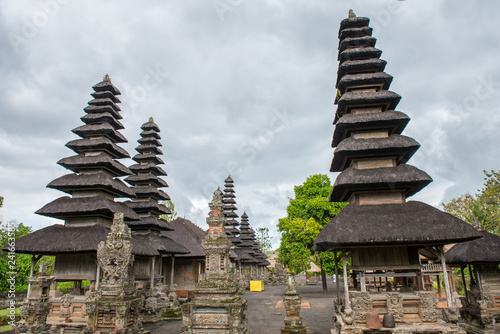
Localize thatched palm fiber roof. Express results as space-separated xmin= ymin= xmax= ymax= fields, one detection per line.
xmin=330 ymin=134 xmax=420 ymax=171
xmin=161 ymin=218 xmax=207 ymax=258
xmin=7 ymin=224 xmax=187 ymax=256
xmin=445 ymin=230 xmax=500 ymax=264
xmin=332 ymin=110 xmax=410 ymax=148
xmin=330 ymin=164 xmax=432 ymax=202
xmin=313 ymin=201 xmax=481 ymax=250
xmin=58 ymin=153 xmax=132 ymax=177
xmin=66 ymin=137 xmax=130 ymax=159
xmin=36 ymin=195 xmax=139 ymax=221
xmin=48 ymin=172 xmax=134 ymax=198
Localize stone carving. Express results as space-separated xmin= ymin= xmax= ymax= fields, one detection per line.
xmin=97 ymin=212 xmax=134 ymax=286
xmin=281 ymin=274 xmax=306 ymax=334
xmin=350 ymin=291 xmax=371 ymax=323
xmin=386 ymin=292 xmax=403 ymax=322
xmin=85 ymin=213 xmax=142 ymax=334
xmin=417 ymin=291 xmax=438 ymax=322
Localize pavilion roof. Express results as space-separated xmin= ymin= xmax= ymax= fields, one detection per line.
xmin=445 ymin=229 xmax=500 ymax=264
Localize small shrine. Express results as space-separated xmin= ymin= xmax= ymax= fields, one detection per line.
xmin=281 ymin=275 xmax=307 ymax=334
xmin=445 ymin=223 xmax=500 ymax=333
xmin=181 ymin=188 xmax=250 ymax=334
xmin=313 ymin=12 xmax=481 ymax=334
xmin=86 ymin=212 xmax=142 ymax=333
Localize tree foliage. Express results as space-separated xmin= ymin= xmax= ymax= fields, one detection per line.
xmin=0 ymin=221 xmax=54 ymax=292
xmin=256 ymin=227 xmax=272 ymax=254
xmin=160 ymin=200 xmax=178 ymax=221
xmin=442 ymin=170 xmax=500 ymax=235
xmin=277 ymin=174 xmax=347 ymax=275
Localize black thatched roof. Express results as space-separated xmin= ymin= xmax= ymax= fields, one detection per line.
xmin=136 ymin=144 xmax=162 ymax=155
xmin=93 ymin=79 xmax=121 ymax=95
xmin=83 ymin=104 xmax=122 ymax=120
xmin=225 ymin=175 xmax=234 ymax=183
xmin=445 ymin=230 xmax=500 ymax=264
xmin=232 ymin=248 xmax=254 ymax=262
xmin=132 ymin=186 xmax=170 ymax=201
xmin=330 ymin=164 xmax=432 ymax=202
xmin=339 ymin=46 xmax=382 ymax=64
xmin=87 ymin=97 xmax=121 ymax=111
xmin=58 ymin=153 xmax=132 ymax=177
xmin=132 ymin=153 xmax=164 ymax=165
xmin=126 ymin=214 xmax=173 ymax=231
xmin=337 ymin=58 xmax=387 ymax=87
xmin=72 ymin=123 xmax=127 ymax=143
xmin=47 ymin=172 xmax=134 ymax=198
xmin=339 ymin=16 xmax=370 ymax=31
xmin=339 ymin=26 xmax=373 ymax=41
xmin=36 ymin=195 xmax=139 ymax=221
xmin=330 ymin=135 xmax=420 ymax=172
xmin=126 ymin=199 xmax=171 ymax=216
xmin=138 ymin=137 xmax=162 ymax=146
xmin=81 ymin=112 xmax=124 ymax=129
xmin=140 ymin=129 xmax=160 ymax=139
xmin=339 ymin=36 xmax=376 ymax=53
xmin=337 ymin=72 xmax=392 ymax=95
xmin=332 ymin=110 xmax=410 ymax=147
xmin=90 ymin=90 xmax=121 ymax=103
xmin=66 ymin=137 xmax=130 ymax=159
xmin=313 ymin=201 xmax=481 ymax=250
xmin=335 ymin=91 xmax=401 ymax=123
xmin=129 ymin=162 xmax=167 ymax=176
xmin=7 ymin=224 xmax=168 ymax=256
xmin=133 ymin=233 xmax=189 ymax=255
xmin=125 ymin=173 xmax=168 ymax=187
xmin=140 ymin=119 xmax=160 ymax=132
xmin=161 ymin=218 xmax=207 ymax=258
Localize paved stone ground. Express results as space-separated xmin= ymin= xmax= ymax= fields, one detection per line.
xmin=145 ymin=274 xmax=340 ymax=334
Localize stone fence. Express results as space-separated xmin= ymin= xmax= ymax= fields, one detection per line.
xmin=0 ymin=291 xmax=27 ymax=309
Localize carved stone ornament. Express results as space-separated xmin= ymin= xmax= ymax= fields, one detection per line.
xmin=97 ymin=212 xmax=134 ymax=286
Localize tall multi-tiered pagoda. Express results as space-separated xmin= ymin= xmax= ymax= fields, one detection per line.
xmin=124 ymin=118 xmax=189 ymax=321
xmin=10 ymin=76 xmax=183 ymax=333
xmin=313 ymin=12 xmax=480 ymax=333
xmin=222 ymin=175 xmax=242 ymax=246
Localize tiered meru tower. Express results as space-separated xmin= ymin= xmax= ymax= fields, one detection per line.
xmin=222 ymin=175 xmax=242 ymax=245
xmin=38 ymin=74 xmax=138 ymax=226
xmin=313 ymin=13 xmax=479 ymax=333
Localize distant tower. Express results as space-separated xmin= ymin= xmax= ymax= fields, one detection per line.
xmin=125 ymin=117 xmax=173 ymax=233
xmin=222 ymin=175 xmax=241 ymax=245
xmin=181 ymin=189 xmax=249 ymax=334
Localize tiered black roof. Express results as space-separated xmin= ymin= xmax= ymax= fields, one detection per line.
xmin=222 ymin=175 xmax=241 ymax=245
xmin=36 ymin=75 xmax=139 ymax=223
xmin=237 ymin=212 xmax=266 ymax=265
xmin=125 ymin=118 xmax=173 ymax=231
xmin=446 ymin=227 xmax=500 ymax=264
xmin=313 ymin=14 xmax=480 ymax=251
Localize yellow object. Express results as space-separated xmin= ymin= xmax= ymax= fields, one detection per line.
xmin=249 ymin=280 xmax=264 ymax=292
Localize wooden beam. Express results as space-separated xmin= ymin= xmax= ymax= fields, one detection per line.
xmin=150 ymin=256 xmax=156 ymax=290
xmin=460 ymin=265 xmax=469 ymax=304
xmin=170 ymin=255 xmax=175 ymax=288
xmin=342 ymin=251 xmax=351 ymax=309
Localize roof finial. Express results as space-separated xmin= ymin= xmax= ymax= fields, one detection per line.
xmin=348 ymin=9 xmax=356 ymax=19
xmin=103 ymin=74 xmax=111 ymax=82
xmin=149 ymin=116 xmax=154 ymax=122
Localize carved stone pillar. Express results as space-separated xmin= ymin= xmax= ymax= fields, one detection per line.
xmin=281 ymin=275 xmax=306 ymax=334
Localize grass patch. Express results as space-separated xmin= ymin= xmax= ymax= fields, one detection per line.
xmin=0 ymin=307 xmax=20 ymax=332
xmin=0 ymin=324 xmax=13 ymax=332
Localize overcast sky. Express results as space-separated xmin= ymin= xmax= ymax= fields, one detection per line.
xmin=1 ymin=1 xmax=499 ymax=249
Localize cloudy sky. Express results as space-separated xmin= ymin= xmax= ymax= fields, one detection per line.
xmin=1 ymin=1 xmax=499 ymax=249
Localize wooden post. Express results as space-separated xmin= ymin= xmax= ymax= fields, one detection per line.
xmin=436 ymin=246 xmax=453 ymax=307
xmin=334 ymin=252 xmax=340 ymax=304
xmin=198 ymin=261 xmax=202 ymax=277
xmin=150 ymin=256 xmax=156 ymax=290
xmin=360 ymin=271 xmax=366 ymax=292
xmin=95 ymin=264 xmax=101 ymax=291
xmin=342 ymin=251 xmax=351 ymax=309
xmin=460 ymin=265 xmax=469 ymax=303
xmin=170 ymin=255 xmax=175 ymax=287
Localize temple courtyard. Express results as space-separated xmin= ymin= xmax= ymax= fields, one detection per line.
xmin=143 ymin=275 xmax=336 ymax=334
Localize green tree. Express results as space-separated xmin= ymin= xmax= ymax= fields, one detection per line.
xmin=442 ymin=170 xmax=500 ymax=235
xmin=160 ymin=200 xmax=178 ymax=221
xmin=1 ymin=221 xmax=33 ymax=291
xmin=0 ymin=196 xmax=4 ymax=207
xmin=256 ymin=227 xmax=272 ymax=254
xmin=277 ymin=174 xmax=347 ymax=287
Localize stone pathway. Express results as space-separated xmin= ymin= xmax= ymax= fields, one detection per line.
xmin=145 ymin=274 xmax=339 ymax=334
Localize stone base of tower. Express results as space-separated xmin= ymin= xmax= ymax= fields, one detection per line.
xmin=333 ymin=292 xmax=465 ymax=334
xmin=180 ymin=297 xmax=249 ymax=334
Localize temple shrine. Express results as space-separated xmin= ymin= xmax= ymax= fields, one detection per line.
xmin=313 ymin=12 xmax=481 ymax=334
